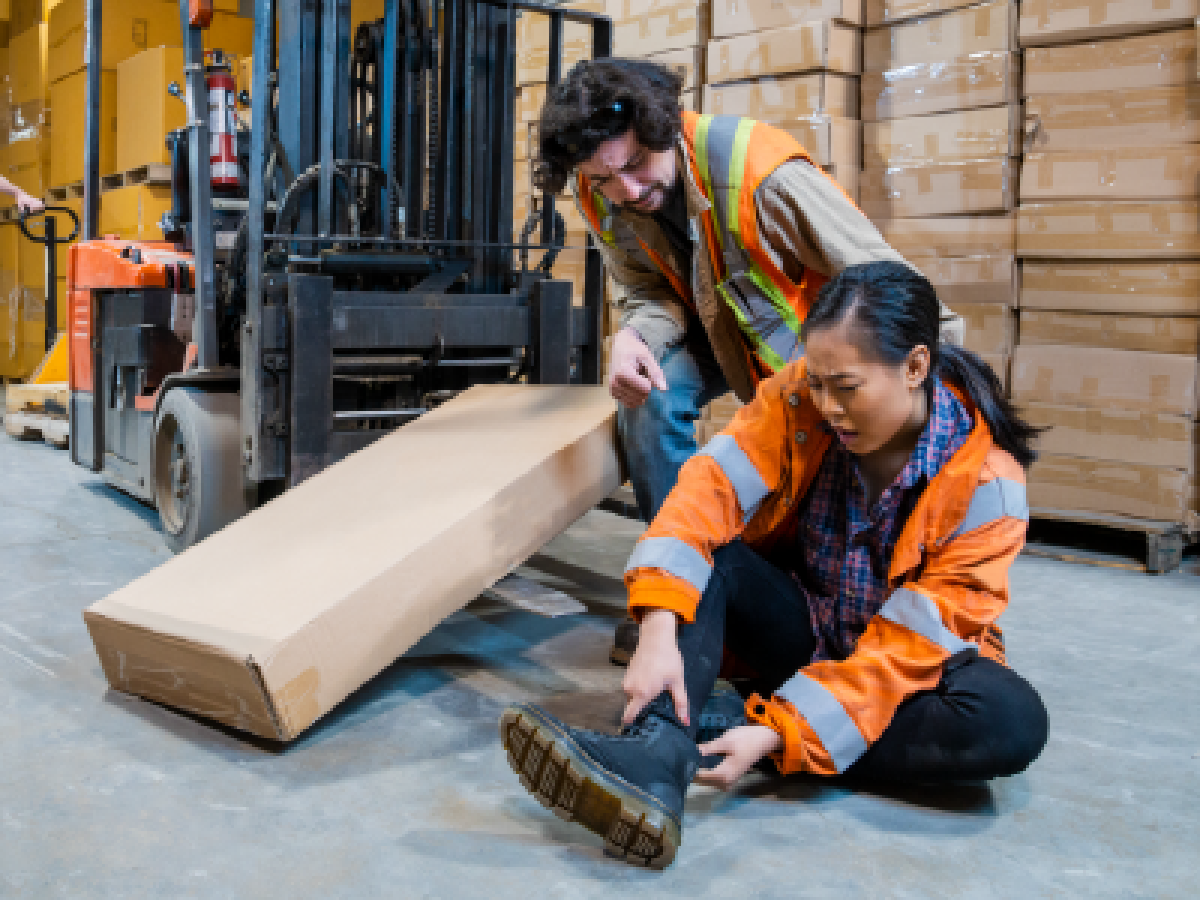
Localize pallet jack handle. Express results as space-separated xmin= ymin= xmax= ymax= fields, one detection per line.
xmin=18 ymin=206 xmax=82 ymax=353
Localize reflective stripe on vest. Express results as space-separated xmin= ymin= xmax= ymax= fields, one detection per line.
xmin=878 ymin=587 xmax=974 ymax=656
xmin=697 ymin=433 xmax=769 ymax=520
xmin=624 ymin=536 xmax=714 ymax=594
xmin=692 ymin=114 xmax=804 ymax=372
xmin=775 ymin=673 xmax=869 ymax=773
xmin=949 ymin=477 xmax=1029 ymax=540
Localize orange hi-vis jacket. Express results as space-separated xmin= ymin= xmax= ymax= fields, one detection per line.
xmin=623 ymin=360 xmax=1030 ymax=776
xmin=577 ymin=112 xmax=840 ymax=378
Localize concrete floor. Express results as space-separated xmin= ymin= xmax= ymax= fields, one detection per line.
xmin=0 ymin=422 xmax=1197 ymax=898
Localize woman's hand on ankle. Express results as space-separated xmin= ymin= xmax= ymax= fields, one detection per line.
xmin=621 ymin=609 xmax=689 ymax=727
xmin=694 ymin=725 xmax=783 ymax=791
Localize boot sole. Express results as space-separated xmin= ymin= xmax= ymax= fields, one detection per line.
xmin=499 ymin=704 xmax=681 ymax=869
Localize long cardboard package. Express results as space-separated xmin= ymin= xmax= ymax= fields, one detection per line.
xmin=702 ymin=72 xmax=859 ymax=119
xmin=710 ymin=0 xmax=863 ymax=39
xmin=1017 ymin=200 xmax=1200 ymax=259
xmin=1028 ymin=455 xmax=1196 ymax=524
xmin=861 ymin=157 xmax=1017 ymax=218
xmin=863 ymin=0 xmax=1018 ymax=71
xmin=1011 ymin=344 xmax=1200 ymax=416
xmin=878 ymin=214 xmax=1016 ymax=257
xmin=906 ymin=252 xmax=1017 ymax=307
xmin=1021 ymin=147 xmax=1200 ymax=202
xmin=84 ymin=385 xmax=621 ymax=741
xmin=1019 ymin=310 xmax=1200 ymax=356
xmin=864 ymin=105 xmax=1021 ymax=167
xmin=1023 ymin=402 xmax=1197 ymax=470
xmin=1024 ymin=86 xmax=1200 ymax=152
xmin=1019 ymin=0 xmax=1198 ymax=46
xmin=1020 ymin=262 xmax=1200 ymax=315
xmin=608 ymin=0 xmax=709 ymax=56
xmin=706 ymin=20 xmax=860 ymax=85
xmin=861 ymin=51 xmax=1019 ymax=121
xmin=866 ymin=0 xmax=985 ymax=25
xmin=1023 ymin=27 xmax=1196 ymax=95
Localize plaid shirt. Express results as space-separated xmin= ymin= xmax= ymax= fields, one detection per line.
xmin=793 ymin=379 xmax=973 ymax=662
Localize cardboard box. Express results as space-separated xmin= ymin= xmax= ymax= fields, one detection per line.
xmin=515 ymin=82 xmax=546 ymax=124
xmin=1028 ymin=454 xmax=1195 ymax=523
xmin=5 ymin=126 xmax=50 ymax=196
xmin=865 ymin=0 xmax=980 ymax=26
xmin=48 ymin=0 xmax=180 ymax=85
xmin=1011 ymin=344 xmax=1199 ymax=416
xmin=115 ymin=46 xmax=187 ymax=172
xmin=514 ymin=1 xmax=603 ymax=86
xmin=83 ymin=384 xmax=620 ymax=741
xmin=1023 ymin=402 xmax=1197 ymax=471
xmin=10 ymin=23 xmax=47 ymax=104
xmin=9 ymin=0 xmax=52 ymax=36
xmin=861 ymin=51 xmax=1019 ymax=121
xmin=98 ymin=184 xmax=172 ymax=240
xmin=1019 ymin=310 xmax=1200 ymax=356
xmin=772 ymin=114 xmax=860 ymax=170
xmin=1021 ymin=147 xmax=1200 ymax=203
xmin=864 ymin=105 xmax=1021 ymax=166
xmin=702 ymin=72 xmax=858 ymax=118
xmin=1019 ymin=0 xmax=1198 ymax=46
xmin=977 ymin=351 xmax=1010 ymax=393
xmin=906 ymin=252 xmax=1017 ymax=306
xmin=861 ymin=157 xmax=1017 ymax=218
xmin=822 ymin=163 xmax=860 ymax=202
xmin=204 ymin=12 xmax=254 ymax=58
xmin=608 ymin=0 xmax=709 ymax=57
xmin=1020 ymin=262 xmax=1200 ymax=316
xmin=879 ymin=214 xmax=1016 ymax=257
xmin=1024 ymin=86 xmax=1200 ymax=152
xmin=1017 ymin=200 xmax=1200 ymax=260
xmin=48 ymin=68 xmax=115 ymax=187
xmin=960 ymin=302 xmax=1015 ymax=355
xmin=863 ymin=0 xmax=1018 ymax=72
xmin=644 ymin=45 xmax=705 ymax=92
xmin=711 ymin=0 xmax=863 ymax=39
xmin=1023 ymin=27 xmax=1196 ymax=95
xmin=706 ymin=20 xmax=860 ymax=85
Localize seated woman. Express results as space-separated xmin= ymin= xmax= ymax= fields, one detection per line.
xmin=499 ymin=261 xmax=1049 ymax=869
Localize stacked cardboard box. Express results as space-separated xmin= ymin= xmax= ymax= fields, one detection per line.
xmin=860 ymin=0 xmax=1020 ymax=386
xmin=702 ymin=0 xmax=861 ymax=199
xmin=697 ymin=391 xmax=743 ymax=445
xmin=1013 ymin=19 xmax=1200 ymax=527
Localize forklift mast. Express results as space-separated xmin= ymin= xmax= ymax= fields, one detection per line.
xmin=70 ymin=0 xmax=612 ymax=551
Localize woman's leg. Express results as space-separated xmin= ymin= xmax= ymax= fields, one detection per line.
xmin=845 ymin=651 xmax=1049 ymax=784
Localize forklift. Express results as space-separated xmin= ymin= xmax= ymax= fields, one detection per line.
xmin=68 ymin=0 xmax=611 ymax=552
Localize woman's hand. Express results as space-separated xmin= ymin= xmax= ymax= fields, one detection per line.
xmin=694 ymin=725 xmax=783 ymax=791
xmin=621 ymin=608 xmax=689 ymax=726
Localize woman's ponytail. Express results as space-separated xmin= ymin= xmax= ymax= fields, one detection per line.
xmin=935 ymin=343 xmax=1040 ymax=468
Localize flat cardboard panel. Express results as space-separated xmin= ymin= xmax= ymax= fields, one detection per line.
xmin=702 ymin=72 xmax=859 ymax=118
xmin=771 ymin=114 xmax=861 ymax=169
xmin=710 ymin=0 xmax=863 ymax=39
xmin=1024 ymin=86 xmax=1200 ymax=152
xmin=1024 ymin=402 xmax=1197 ymax=470
xmin=906 ymin=252 xmax=1017 ymax=306
xmin=865 ymin=0 xmax=982 ymax=25
xmin=706 ymin=20 xmax=860 ymax=84
xmin=1023 ymin=27 xmax=1196 ymax=94
xmin=1019 ymin=0 xmax=1198 ymax=46
xmin=84 ymin=385 xmax=620 ymax=741
xmin=48 ymin=68 xmax=115 ymax=187
xmin=861 ymin=51 xmax=1019 ymax=121
xmin=98 ymin=184 xmax=172 ymax=240
xmin=864 ymin=106 xmax=1021 ymax=167
xmin=1028 ymin=454 xmax=1195 ymax=523
xmin=116 ymin=47 xmax=186 ymax=171
xmin=878 ymin=213 xmax=1016 ymax=257
xmin=10 ymin=23 xmax=46 ymax=104
xmin=1019 ymin=310 xmax=1200 ymax=356
xmin=1011 ymin=344 xmax=1200 ymax=415
xmin=608 ymin=0 xmax=709 ymax=56
xmin=960 ymin=302 xmax=1015 ymax=355
xmin=1021 ymin=148 xmax=1200 ymax=202
xmin=863 ymin=0 xmax=1018 ymax=71
xmin=1017 ymin=200 xmax=1200 ymax=259
xmin=861 ymin=157 xmax=1017 ymax=218
xmin=1020 ymin=261 xmax=1200 ymax=315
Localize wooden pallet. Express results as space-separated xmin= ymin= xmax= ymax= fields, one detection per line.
xmin=3 ymin=411 xmax=69 ymax=448
xmin=46 ymin=181 xmax=85 ymax=203
xmin=100 ymin=163 xmax=171 ymax=193
xmin=1026 ymin=507 xmax=1197 ymax=575
xmin=0 ymin=205 xmax=18 ymax=223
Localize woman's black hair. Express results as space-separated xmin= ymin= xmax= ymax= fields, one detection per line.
xmin=804 ymin=261 xmax=1041 ymax=468
xmin=533 ymin=58 xmax=685 ymax=195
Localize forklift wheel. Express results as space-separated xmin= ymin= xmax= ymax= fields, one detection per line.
xmin=153 ymin=388 xmax=251 ymax=554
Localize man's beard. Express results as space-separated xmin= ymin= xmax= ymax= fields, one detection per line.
xmin=617 ymin=180 xmax=671 ymax=213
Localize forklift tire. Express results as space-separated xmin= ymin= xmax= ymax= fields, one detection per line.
xmin=153 ymin=388 xmax=252 ymax=554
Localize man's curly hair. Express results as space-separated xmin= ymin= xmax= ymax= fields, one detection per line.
xmin=533 ymin=58 xmax=685 ymax=195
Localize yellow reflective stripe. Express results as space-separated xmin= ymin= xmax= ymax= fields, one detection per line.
xmin=725 ymin=118 xmax=755 ymax=240
xmin=691 ymin=114 xmax=724 ymax=255
xmin=591 ymin=191 xmax=616 ymax=244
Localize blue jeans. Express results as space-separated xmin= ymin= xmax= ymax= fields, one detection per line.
xmin=617 ymin=336 xmax=729 ymax=522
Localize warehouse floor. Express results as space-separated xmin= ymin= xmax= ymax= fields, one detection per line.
xmin=1 ymin=413 xmax=1197 ymax=898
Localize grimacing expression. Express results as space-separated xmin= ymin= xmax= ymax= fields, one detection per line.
xmin=803 ymin=319 xmax=930 ymax=457
xmin=578 ymin=129 xmax=678 ymax=213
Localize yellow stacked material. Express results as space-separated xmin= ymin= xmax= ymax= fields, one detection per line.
xmin=98 ymin=184 xmax=173 ymax=241
xmin=49 ymin=67 xmax=116 ymax=187
xmin=47 ymin=0 xmax=179 ymax=85
xmin=0 ymin=220 xmax=48 ymax=382
xmin=5 ymin=101 xmax=50 ymax=196
xmin=115 ymin=46 xmax=186 ymax=172
xmin=10 ymin=22 xmax=47 ymax=104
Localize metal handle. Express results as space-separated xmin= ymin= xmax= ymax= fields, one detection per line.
xmin=18 ymin=205 xmax=82 ymax=245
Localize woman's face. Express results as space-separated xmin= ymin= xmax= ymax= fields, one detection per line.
xmin=803 ymin=320 xmax=929 ymax=457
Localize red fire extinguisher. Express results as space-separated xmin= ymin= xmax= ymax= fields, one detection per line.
xmin=206 ymin=51 xmax=239 ymax=190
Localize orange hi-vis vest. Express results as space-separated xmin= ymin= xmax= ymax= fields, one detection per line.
xmin=578 ymin=111 xmax=832 ymax=374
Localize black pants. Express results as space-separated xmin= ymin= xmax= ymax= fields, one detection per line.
xmin=656 ymin=541 xmax=1049 ymax=783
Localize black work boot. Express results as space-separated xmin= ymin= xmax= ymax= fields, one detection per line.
xmin=609 ymin=617 xmax=640 ymax=666
xmin=499 ymin=703 xmax=700 ymax=868
xmin=695 ymin=679 xmax=748 ymax=745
